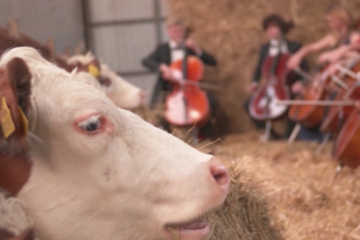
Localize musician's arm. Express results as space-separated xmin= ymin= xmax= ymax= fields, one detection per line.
xmin=188 ymin=49 xmax=217 ymax=66
xmin=318 ymin=35 xmax=360 ymax=64
xmin=288 ymin=35 xmax=334 ymax=70
xmin=198 ymin=51 xmax=217 ymax=66
xmin=298 ymin=34 xmax=334 ymax=58
xmin=142 ymin=44 xmax=163 ymax=72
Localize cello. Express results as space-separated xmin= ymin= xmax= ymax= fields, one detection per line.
xmin=333 ymin=101 xmax=360 ymax=169
xmin=248 ymin=37 xmax=293 ymax=139
xmin=288 ymin=63 xmax=336 ymax=128
xmin=249 ymin=41 xmax=291 ymax=122
xmin=165 ymin=32 xmax=210 ymax=132
xmin=320 ymin=55 xmax=360 ymax=133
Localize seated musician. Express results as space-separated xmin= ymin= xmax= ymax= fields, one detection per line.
xmin=244 ymin=14 xmax=308 ymax=139
xmin=318 ymin=38 xmax=360 ymax=67
xmin=288 ymin=3 xmax=360 ymax=85
xmin=287 ymin=3 xmax=360 ymax=141
xmin=142 ymin=16 xmax=217 ymax=139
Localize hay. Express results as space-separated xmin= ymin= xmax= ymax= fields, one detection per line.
xmin=211 ymin=135 xmax=360 ymax=240
xmin=134 ymin=103 xmax=165 ymax=127
xmin=209 ymin=161 xmax=283 ymax=240
xmin=165 ymin=0 xmax=360 ymax=136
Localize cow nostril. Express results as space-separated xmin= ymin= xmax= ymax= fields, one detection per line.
xmin=210 ymin=164 xmax=229 ymax=186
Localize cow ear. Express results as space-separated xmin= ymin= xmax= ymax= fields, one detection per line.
xmin=6 ymin=58 xmax=32 ymax=116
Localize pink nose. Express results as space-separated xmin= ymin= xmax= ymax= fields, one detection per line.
xmin=210 ymin=161 xmax=230 ymax=193
xmin=139 ymin=91 xmax=145 ymax=104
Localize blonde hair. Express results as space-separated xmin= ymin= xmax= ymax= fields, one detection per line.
xmin=325 ymin=3 xmax=354 ymax=29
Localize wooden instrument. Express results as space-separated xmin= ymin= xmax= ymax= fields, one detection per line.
xmin=165 ymin=38 xmax=210 ymax=127
xmin=320 ymin=56 xmax=360 ymax=133
xmin=249 ymin=42 xmax=291 ymax=121
xmin=288 ymin=64 xmax=332 ymax=128
xmin=333 ymin=107 xmax=360 ymax=169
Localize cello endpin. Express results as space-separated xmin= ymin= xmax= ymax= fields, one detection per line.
xmin=333 ymin=164 xmax=344 ymax=181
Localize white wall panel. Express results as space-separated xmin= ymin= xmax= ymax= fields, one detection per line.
xmin=89 ymin=0 xmax=154 ymax=22
xmin=89 ymin=0 xmax=168 ymax=97
xmin=160 ymin=0 xmax=168 ymax=17
xmin=0 ymin=0 xmax=83 ymax=53
xmin=92 ymin=23 xmax=157 ymax=72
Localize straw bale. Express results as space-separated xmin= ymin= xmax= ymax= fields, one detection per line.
xmin=211 ymin=136 xmax=360 ymax=240
xmin=209 ymin=161 xmax=283 ymax=240
xmin=165 ymin=0 xmax=360 ymax=136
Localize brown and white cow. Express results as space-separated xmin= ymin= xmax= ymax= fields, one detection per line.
xmin=0 ymin=47 xmax=229 ymax=240
xmin=63 ymin=53 xmax=145 ymax=110
xmin=0 ymin=27 xmax=144 ymax=111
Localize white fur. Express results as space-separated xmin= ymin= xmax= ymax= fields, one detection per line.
xmin=67 ymin=53 xmax=144 ymax=110
xmin=66 ymin=52 xmax=95 ymax=66
xmin=73 ymin=71 xmax=104 ymax=94
xmin=0 ymin=191 xmax=33 ymax=236
xmin=0 ymin=47 xmax=227 ymax=240
xmin=100 ymin=63 xmax=143 ymax=110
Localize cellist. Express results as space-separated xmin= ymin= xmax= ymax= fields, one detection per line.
xmin=288 ymin=3 xmax=360 ymax=84
xmin=244 ymin=14 xmax=308 ymax=139
xmin=286 ymin=3 xmax=360 ymax=141
xmin=318 ymin=38 xmax=360 ymax=66
xmin=142 ymin=16 xmax=217 ymax=139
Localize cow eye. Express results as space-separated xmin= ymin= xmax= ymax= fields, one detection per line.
xmin=78 ymin=115 xmax=101 ymax=132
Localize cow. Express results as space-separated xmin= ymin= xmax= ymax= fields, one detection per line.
xmin=0 ymin=47 xmax=229 ymax=240
xmin=0 ymin=26 xmax=144 ymax=111
xmin=64 ymin=53 xmax=145 ymax=110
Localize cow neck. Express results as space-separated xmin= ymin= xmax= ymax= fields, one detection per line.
xmin=0 ymin=152 xmax=31 ymax=197
xmin=0 ymin=68 xmax=31 ymax=197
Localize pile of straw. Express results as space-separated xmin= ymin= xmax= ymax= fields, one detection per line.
xmin=209 ymin=161 xmax=283 ymax=240
xmin=212 ymin=134 xmax=360 ymax=240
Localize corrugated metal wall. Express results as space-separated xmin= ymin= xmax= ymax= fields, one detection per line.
xmin=0 ymin=0 xmax=84 ymax=54
xmin=86 ymin=0 xmax=168 ymax=105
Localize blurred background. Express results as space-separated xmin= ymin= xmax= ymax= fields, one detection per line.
xmin=2 ymin=0 xmax=359 ymax=136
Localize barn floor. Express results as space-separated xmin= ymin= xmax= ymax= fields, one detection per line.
xmin=203 ymin=132 xmax=360 ymax=240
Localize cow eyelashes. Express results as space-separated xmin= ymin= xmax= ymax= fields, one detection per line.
xmin=78 ymin=115 xmax=101 ymax=132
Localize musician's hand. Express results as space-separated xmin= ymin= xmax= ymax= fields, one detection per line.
xmin=185 ymin=39 xmax=202 ymax=55
xmin=247 ymin=82 xmax=258 ymax=93
xmin=355 ymin=100 xmax=360 ymax=109
xmin=318 ymin=52 xmax=332 ymax=64
xmin=159 ymin=64 xmax=174 ymax=81
xmin=160 ymin=64 xmax=184 ymax=84
xmin=327 ymin=63 xmax=338 ymax=75
xmin=291 ymin=81 xmax=304 ymax=94
xmin=287 ymin=55 xmax=302 ymax=70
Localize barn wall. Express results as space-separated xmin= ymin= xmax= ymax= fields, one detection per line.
xmin=0 ymin=0 xmax=84 ymax=54
xmin=165 ymin=0 xmax=360 ymax=135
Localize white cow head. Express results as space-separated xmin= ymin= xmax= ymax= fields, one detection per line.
xmin=66 ymin=53 xmax=145 ymax=110
xmin=0 ymin=47 xmax=229 ymax=240
xmin=100 ymin=63 xmax=145 ymax=110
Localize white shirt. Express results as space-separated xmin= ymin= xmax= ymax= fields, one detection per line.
xmin=269 ymin=39 xmax=288 ymax=56
xmin=169 ymin=40 xmax=185 ymax=63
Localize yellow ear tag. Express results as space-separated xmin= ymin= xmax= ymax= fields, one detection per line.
xmin=1 ymin=97 xmax=15 ymax=138
xmin=18 ymin=106 xmax=28 ymax=135
xmin=88 ymin=64 xmax=100 ymax=78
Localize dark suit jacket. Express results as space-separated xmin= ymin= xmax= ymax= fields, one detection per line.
xmin=252 ymin=40 xmax=309 ymax=83
xmin=142 ymin=43 xmax=217 ymax=105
